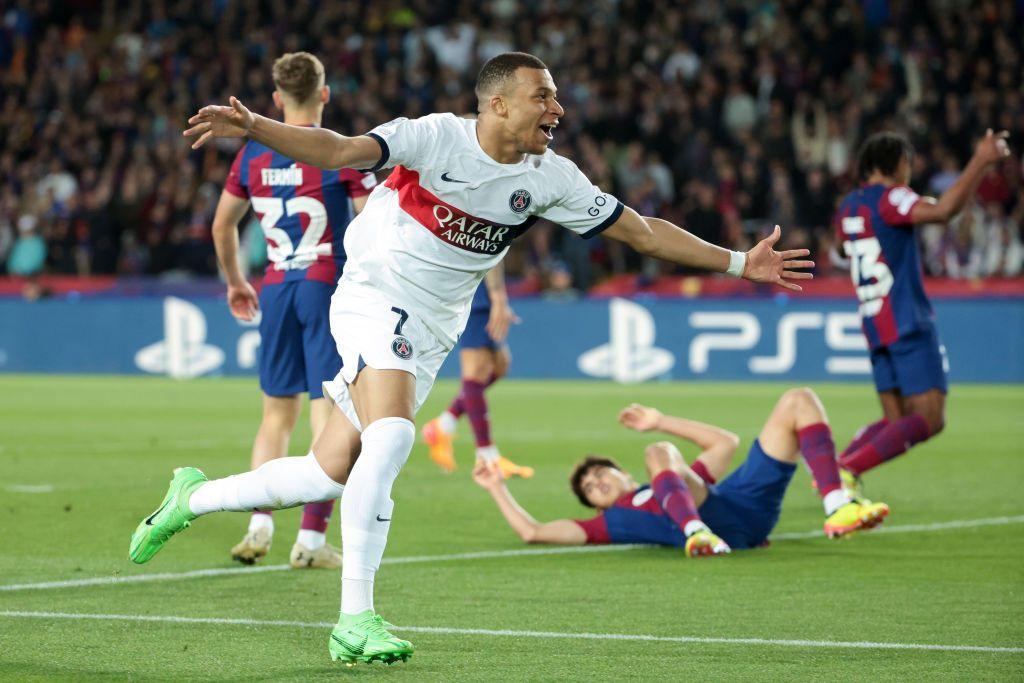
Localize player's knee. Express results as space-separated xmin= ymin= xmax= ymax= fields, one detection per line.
xmin=779 ymin=387 xmax=814 ymax=414
xmin=644 ymin=441 xmax=677 ymax=472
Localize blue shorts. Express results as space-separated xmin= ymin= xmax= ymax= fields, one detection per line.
xmin=258 ymin=280 xmax=341 ymax=398
xmin=870 ymin=325 xmax=948 ymax=396
xmin=698 ymin=441 xmax=796 ymax=549
xmin=459 ymin=306 xmax=498 ymax=350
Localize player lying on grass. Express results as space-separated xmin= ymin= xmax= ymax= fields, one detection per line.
xmin=834 ymin=130 xmax=1010 ymax=496
xmin=473 ymin=388 xmax=890 ymax=555
xmin=133 ymin=52 xmax=813 ymax=667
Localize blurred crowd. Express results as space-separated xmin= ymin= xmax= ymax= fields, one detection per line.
xmin=1 ymin=0 xmax=1022 ymax=291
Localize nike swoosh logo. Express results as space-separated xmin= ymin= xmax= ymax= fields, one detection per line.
xmin=331 ymin=634 xmax=366 ymax=655
xmin=440 ymin=172 xmax=468 ymax=183
xmin=376 ymin=514 xmax=391 ymax=522
xmin=145 ymin=499 xmax=171 ymax=526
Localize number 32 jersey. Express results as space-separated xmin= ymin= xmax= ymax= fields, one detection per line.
xmin=834 ymin=183 xmax=933 ymax=349
xmin=224 ymin=138 xmax=377 ymax=285
xmin=342 ymin=113 xmax=623 ymax=346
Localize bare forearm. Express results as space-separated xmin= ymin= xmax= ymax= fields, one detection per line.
xmin=640 ymin=217 xmax=733 ymax=272
xmin=247 ymin=115 xmax=363 ymax=170
xmin=483 ymin=262 xmax=509 ymax=306
xmin=488 ymin=484 xmax=541 ymax=542
xmin=212 ymin=223 xmax=246 ymax=285
xmin=936 ymin=156 xmax=989 ymax=219
xmin=655 ymin=414 xmax=739 ymax=451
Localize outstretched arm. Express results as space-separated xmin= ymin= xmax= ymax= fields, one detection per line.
xmin=183 ymin=97 xmax=383 ymax=170
xmin=603 ymin=207 xmax=814 ymax=291
xmin=619 ymin=404 xmax=739 ymax=482
xmin=910 ymin=129 xmax=1010 ymax=224
xmin=472 ymin=461 xmax=586 ymax=545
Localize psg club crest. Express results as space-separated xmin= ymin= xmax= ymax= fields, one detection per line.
xmin=509 ymin=189 xmax=532 ymax=213
xmin=392 ymin=335 xmax=413 ymax=360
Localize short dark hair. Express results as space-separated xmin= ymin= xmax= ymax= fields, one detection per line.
xmin=856 ymin=132 xmax=914 ymax=180
xmin=475 ymin=52 xmax=549 ymax=100
xmin=569 ymin=455 xmax=622 ymax=508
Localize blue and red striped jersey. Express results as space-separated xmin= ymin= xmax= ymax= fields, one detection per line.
xmin=225 ymin=139 xmax=376 ymax=285
xmin=834 ymin=183 xmax=933 ymax=349
xmin=575 ymin=485 xmax=688 ymax=547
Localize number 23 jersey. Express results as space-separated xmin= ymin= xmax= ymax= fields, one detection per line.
xmin=834 ymin=183 xmax=933 ymax=350
xmin=224 ymin=136 xmax=377 ymax=285
xmin=341 ymin=113 xmax=623 ymax=346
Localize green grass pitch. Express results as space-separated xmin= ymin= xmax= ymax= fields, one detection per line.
xmin=0 ymin=375 xmax=1022 ymax=680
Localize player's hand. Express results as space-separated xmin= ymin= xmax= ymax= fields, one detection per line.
xmin=618 ymin=403 xmax=663 ymax=432
xmin=472 ymin=459 xmax=504 ymax=490
xmin=183 ymin=97 xmax=254 ymax=149
xmin=973 ymin=129 xmax=1011 ymax=166
xmin=743 ymin=225 xmax=815 ymax=292
xmin=226 ymin=281 xmax=259 ymax=321
xmin=485 ymin=300 xmax=521 ymax=344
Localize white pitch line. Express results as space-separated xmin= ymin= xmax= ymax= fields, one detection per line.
xmin=3 ymin=484 xmax=55 ymax=494
xmin=2 ymin=514 xmax=1022 ymax=594
xmin=0 ymin=610 xmax=1020 ymax=654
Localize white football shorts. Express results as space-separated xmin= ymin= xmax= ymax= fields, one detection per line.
xmin=322 ymin=282 xmax=451 ymax=431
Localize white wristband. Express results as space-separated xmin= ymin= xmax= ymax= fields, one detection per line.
xmin=726 ymin=250 xmax=746 ymax=278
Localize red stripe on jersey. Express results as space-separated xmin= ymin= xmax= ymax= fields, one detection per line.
xmin=224 ymin=145 xmax=248 ymax=198
xmin=383 ymin=166 xmax=529 ymax=255
xmin=341 ymin=168 xmax=375 ymax=198
xmin=574 ymin=515 xmax=610 ymax=544
xmin=872 ymin=253 xmax=900 ymax=346
xmin=297 ymin=165 xmax=337 ymax=284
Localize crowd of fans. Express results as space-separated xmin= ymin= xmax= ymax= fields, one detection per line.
xmin=1 ymin=0 xmax=1022 ymax=292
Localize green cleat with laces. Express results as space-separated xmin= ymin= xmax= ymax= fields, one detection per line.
xmin=128 ymin=467 xmax=207 ymax=564
xmin=329 ymin=610 xmax=414 ymax=666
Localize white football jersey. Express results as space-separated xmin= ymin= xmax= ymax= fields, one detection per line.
xmin=337 ymin=113 xmax=623 ymax=345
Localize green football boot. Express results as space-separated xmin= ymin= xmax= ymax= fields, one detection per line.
xmin=328 ymin=610 xmax=414 ymax=666
xmin=839 ymin=467 xmax=866 ymax=502
xmin=128 ymin=467 xmax=208 ymax=564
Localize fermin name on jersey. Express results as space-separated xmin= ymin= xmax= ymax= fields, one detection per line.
xmin=261 ymin=165 xmax=303 ymax=186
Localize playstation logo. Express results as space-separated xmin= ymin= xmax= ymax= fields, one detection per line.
xmin=577 ymin=298 xmax=674 ymax=383
xmin=135 ymin=297 xmax=225 ymax=379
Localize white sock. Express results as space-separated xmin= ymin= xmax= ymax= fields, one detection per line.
xmin=476 ymin=444 xmax=500 ymax=462
xmin=438 ymin=410 xmax=458 ymax=435
xmin=340 ymin=417 xmax=415 ymax=616
xmin=296 ymin=529 xmax=325 ymax=550
xmin=248 ymin=512 xmax=274 ymax=534
xmin=188 ymin=453 xmax=344 ymax=516
xmin=683 ymin=519 xmax=709 ymax=538
xmin=823 ymin=488 xmax=852 ymax=516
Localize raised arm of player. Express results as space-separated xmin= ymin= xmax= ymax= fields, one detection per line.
xmin=603 ymin=207 xmax=814 ymax=291
xmin=910 ymin=129 xmax=1011 ymax=224
xmin=472 ymin=460 xmax=586 ymax=545
xmin=183 ymin=96 xmax=382 ymax=171
xmin=618 ymin=404 xmax=740 ymax=482
xmin=482 ymin=262 xmax=520 ymax=343
xmin=211 ymin=190 xmax=259 ymax=322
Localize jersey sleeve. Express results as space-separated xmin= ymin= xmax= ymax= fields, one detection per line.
xmin=339 ymin=168 xmax=377 ymax=198
xmin=539 ymin=158 xmax=624 ymax=238
xmin=223 ymin=145 xmax=248 ymax=198
xmin=363 ymin=115 xmax=444 ymax=173
xmin=878 ymin=185 xmax=922 ymax=226
xmin=573 ymin=514 xmax=610 ymax=544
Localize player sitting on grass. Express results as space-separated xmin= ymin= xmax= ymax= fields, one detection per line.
xmin=473 ymin=388 xmax=890 ymax=554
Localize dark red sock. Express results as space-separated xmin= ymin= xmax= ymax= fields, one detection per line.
xmin=690 ymin=460 xmax=717 ymax=485
xmin=839 ymin=414 xmax=931 ymax=475
xmin=651 ymin=470 xmax=702 ymax=534
xmin=447 ymin=392 xmax=465 ymax=419
xmin=798 ymin=423 xmax=840 ymax=496
xmin=461 ymin=379 xmax=492 ymax=447
xmin=840 ymin=418 xmax=889 ymax=459
xmin=300 ymin=501 xmax=334 ymax=533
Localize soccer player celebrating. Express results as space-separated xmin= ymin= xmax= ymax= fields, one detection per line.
xmin=834 ymin=130 xmax=1010 ymax=492
xmin=211 ymin=52 xmax=376 ymax=569
xmin=472 ymin=389 xmax=890 ymax=553
xmin=421 ymin=266 xmax=535 ymax=478
xmin=132 ymin=52 xmax=812 ymax=666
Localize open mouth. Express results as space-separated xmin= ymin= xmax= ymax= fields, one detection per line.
xmin=539 ymin=124 xmax=556 ymax=140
